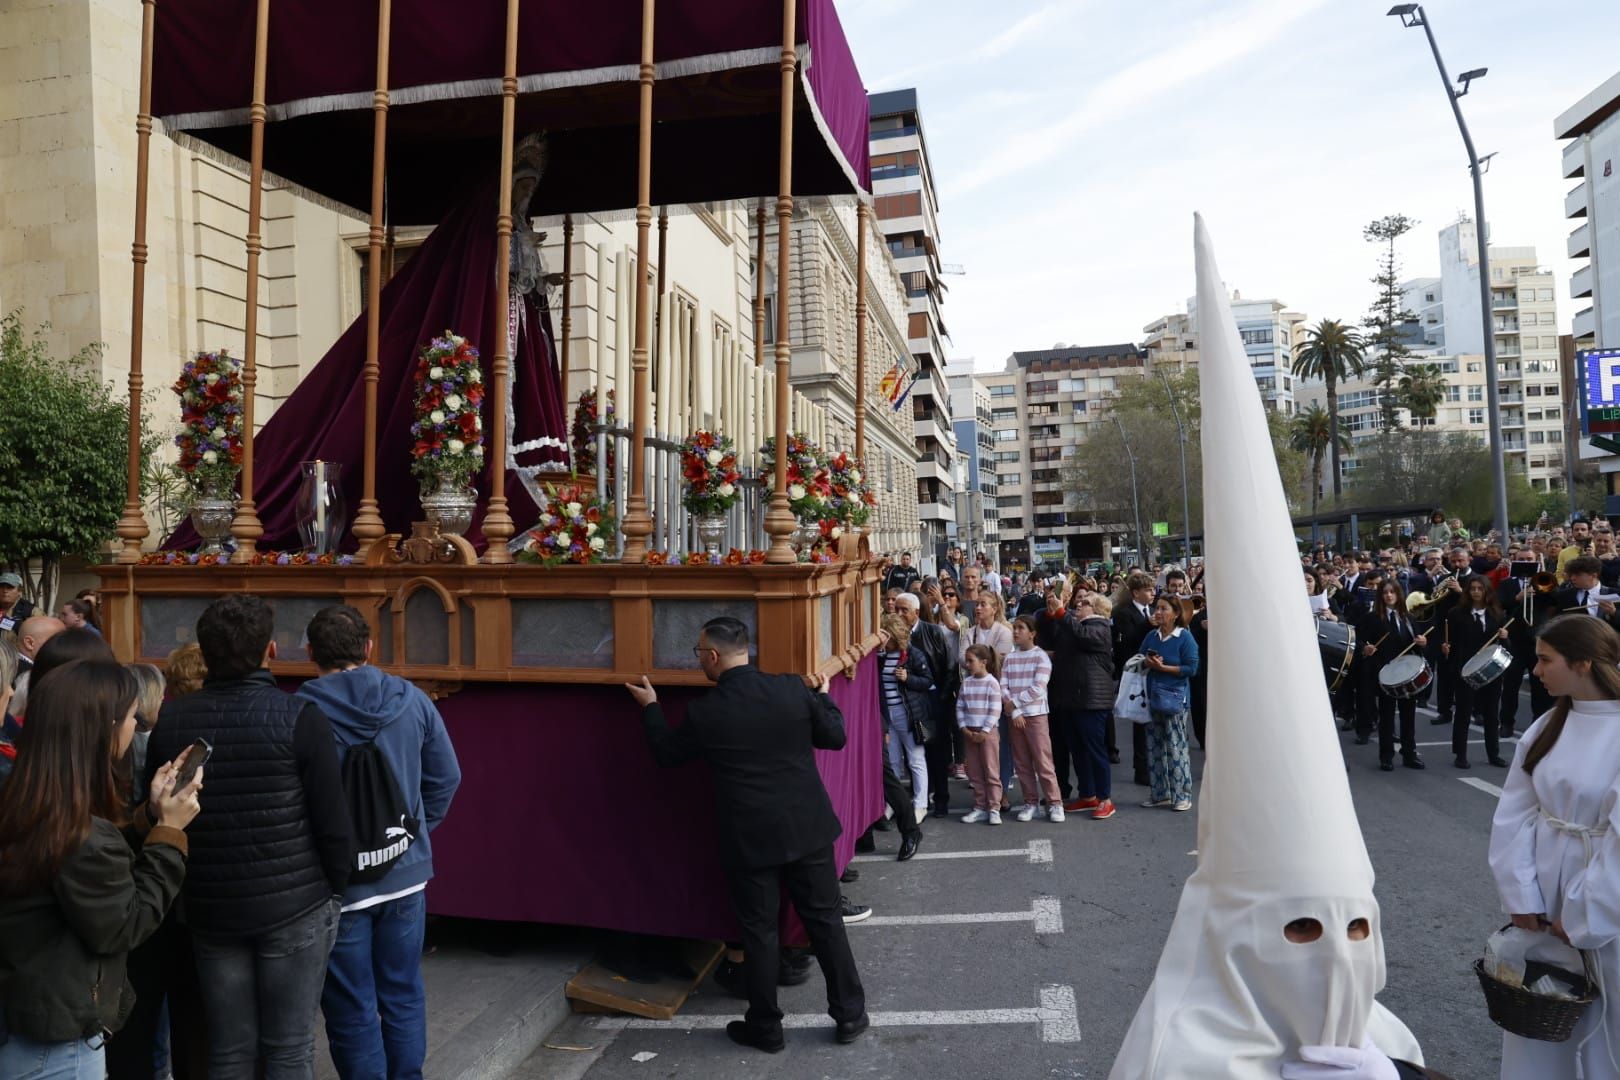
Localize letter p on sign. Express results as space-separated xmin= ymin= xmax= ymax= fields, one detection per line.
xmin=1602 ymin=358 xmax=1620 ymax=405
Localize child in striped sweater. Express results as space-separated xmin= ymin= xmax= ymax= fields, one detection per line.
xmin=957 ymin=644 xmax=1004 ymax=824
xmin=1002 ymin=617 xmax=1063 ymax=822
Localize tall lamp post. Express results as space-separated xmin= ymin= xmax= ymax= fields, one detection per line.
xmin=1113 ymin=413 xmax=1146 ymax=570
xmin=1159 ymin=368 xmax=1193 ymax=561
xmin=1388 ymin=3 xmax=1510 ymax=543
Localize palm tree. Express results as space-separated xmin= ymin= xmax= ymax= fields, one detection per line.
xmin=1291 ymin=319 xmax=1366 ymax=499
xmin=1397 ymin=363 xmax=1448 ymax=425
xmin=1289 ymin=404 xmax=1349 ymax=515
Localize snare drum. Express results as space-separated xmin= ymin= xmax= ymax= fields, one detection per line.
xmin=1461 ymin=642 xmax=1513 ymax=689
xmin=1378 ymin=654 xmax=1433 ymax=699
xmin=1317 ymin=621 xmax=1356 ymax=691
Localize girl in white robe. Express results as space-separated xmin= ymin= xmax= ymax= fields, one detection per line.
xmin=1489 ymin=614 xmax=1620 ymax=1079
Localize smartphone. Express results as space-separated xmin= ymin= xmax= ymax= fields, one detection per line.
xmin=173 ymin=738 xmax=212 ymax=791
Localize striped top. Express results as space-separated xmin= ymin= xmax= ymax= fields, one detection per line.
xmin=1000 ymin=647 xmax=1051 ymax=719
xmin=956 ymin=672 xmax=1003 ymax=732
xmin=880 ymin=650 xmax=904 ymax=712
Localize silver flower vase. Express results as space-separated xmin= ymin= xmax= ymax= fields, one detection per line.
xmin=190 ymin=473 xmax=238 ymax=555
xmin=695 ymin=511 xmax=729 ymax=556
xmin=420 ymin=474 xmax=476 ymax=536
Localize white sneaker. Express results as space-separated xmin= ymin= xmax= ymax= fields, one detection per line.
xmin=1047 ymin=804 xmax=1066 ymax=823
xmin=987 ymin=810 xmax=1003 ymax=826
xmin=1173 ymin=799 xmax=1193 ymax=812
xmin=1014 ymin=803 xmax=1038 ymax=822
xmin=962 ymin=809 xmax=989 ymax=824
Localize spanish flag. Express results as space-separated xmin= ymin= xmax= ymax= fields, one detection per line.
xmin=878 ymin=364 xmax=899 ymax=399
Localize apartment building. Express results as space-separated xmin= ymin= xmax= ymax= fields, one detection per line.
xmin=870 ymin=88 xmax=956 ymax=561
xmin=1557 ymin=71 xmax=1620 ymax=352
xmin=977 ymin=368 xmax=1028 ymax=568
xmin=948 ymin=373 xmax=998 ymax=563
xmin=1142 ymin=293 xmax=1306 ymax=413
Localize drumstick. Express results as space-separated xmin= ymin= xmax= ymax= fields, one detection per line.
xmin=1391 ymin=637 xmax=1421 ymax=663
xmin=1467 ymin=619 xmax=1516 ymax=661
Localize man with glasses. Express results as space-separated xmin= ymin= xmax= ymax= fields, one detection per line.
xmin=625 ymin=618 xmax=868 ymax=1054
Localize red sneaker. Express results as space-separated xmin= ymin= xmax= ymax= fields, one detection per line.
xmin=1092 ymin=800 xmax=1117 ymax=820
xmin=1063 ymin=796 xmax=1100 ymax=812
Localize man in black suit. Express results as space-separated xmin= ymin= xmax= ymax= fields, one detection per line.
xmin=626 ymin=617 xmax=868 ymax=1053
xmin=882 ymin=551 xmax=920 ymax=595
xmin=1112 ymin=572 xmax=1156 ymax=785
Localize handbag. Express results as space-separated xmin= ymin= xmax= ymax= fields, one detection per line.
xmin=1148 ymin=678 xmax=1187 ymax=715
xmin=1115 ymin=656 xmax=1151 ymax=725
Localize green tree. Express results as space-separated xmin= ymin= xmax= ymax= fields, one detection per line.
xmin=1346 ymin=428 xmax=1540 ymax=534
xmin=1289 ymin=404 xmax=1348 ymax=516
xmin=1396 ymin=363 xmax=1448 ymax=424
xmin=0 ymin=313 xmax=132 ymax=609
xmin=1363 ymin=214 xmax=1418 ymax=433
xmin=1290 ymin=319 xmax=1365 ymax=500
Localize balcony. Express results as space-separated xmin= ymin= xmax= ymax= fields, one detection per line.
xmin=1503 ymin=438 xmax=1527 ymax=452
xmin=1570 ymin=223 xmax=1592 ymax=259
xmin=1501 ymin=412 xmax=1525 ymax=429
xmin=1567 ymin=183 xmax=1589 ymax=219
xmin=1496 ymin=346 xmax=1522 ymax=359
xmin=1576 ymin=307 xmax=1596 ymax=340
xmin=1492 ymin=296 xmax=1518 ymax=310
xmin=1564 ymin=138 xmax=1585 ymax=179
xmin=1573 ymin=264 xmax=1594 ymax=299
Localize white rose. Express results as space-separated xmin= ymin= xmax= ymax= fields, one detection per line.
xmin=706 ymin=449 xmax=723 ymax=466
xmin=586 ymin=521 xmax=599 ymax=537
xmin=445 ymin=394 xmax=464 ymax=410
xmin=204 ymin=373 xmax=220 ymax=384
xmin=566 ymin=502 xmax=583 ymax=517
xmin=475 ymin=415 xmax=483 ymax=430
xmin=429 ymin=366 xmax=445 ymax=379
xmin=447 ymin=438 xmax=465 ymax=454
xmin=589 ymin=536 xmax=605 ymax=552
xmin=211 ymin=426 xmax=225 ymax=438
xmin=202 ymin=450 xmax=219 ymax=464
xmin=430 ymin=410 xmax=446 ymax=424
xmin=831 ymin=526 xmax=844 ymax=539
xmin=718 ymin=482 xmax=735 ymax=497
xmin=469 ymin=369 xmax=483 ymax=383
xmin=849 ymin=468 xmax=862 ymax=484
xmin=539 ymin=513 xmax=554 ymax=526
xmin=789 ymin=483 xmax=806 ymax=501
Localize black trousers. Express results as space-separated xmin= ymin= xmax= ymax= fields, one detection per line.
xmin=1131 ymin=722 xmax=1148 ymax=778
xmin=725 ymin=846 xmax=866 ymax=1037
xmin=1377 ymin=692 xmax=1417 ymax=765
xmin=1356 ymin=661 xmax=1380 ymax=739
xmin=1434 ymin=661 xmax=1457 ymax=722
xmin=107 ymin=909 xmax=209 ymax=1080
xmin=1498 ymin=659 xmax=1526 ymax=734
xmin=1529 ymin=670 xmax=1556 ymax=723
xmin=882 ymin=763 xmax=919 ymax=836
xmin=1454 ymin=677 xmax=1501 ymax=762
xmin=1049 ymin=707 xmax=1074 ymax=800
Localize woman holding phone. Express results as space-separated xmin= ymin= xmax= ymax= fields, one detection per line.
xmin=1139 ymin=596 xmax=1200 ymax=813
xmin=0 ymin=660 xmax=202 ymax=1079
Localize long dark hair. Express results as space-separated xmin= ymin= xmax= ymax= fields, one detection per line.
xmin=0 ymin=660 xmax=137 ymax=893
xmin=29 ymin=626 xmax=115 ymax=690
xmin=1524 ymin=618 xmax=1620 ymax=774
xmin=1462 ymin=574 xmax=1504 ymax=620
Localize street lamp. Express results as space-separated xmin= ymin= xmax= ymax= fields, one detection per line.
xmin=1112 ymin=413 xmax=1147 ymax=570
xmin=1159 ymin=369 xmax=1193 ymax=561
xmin=1387 ymin=3 xmax=1510 ymax=543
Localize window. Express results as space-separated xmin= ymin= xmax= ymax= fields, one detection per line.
xmin=1031 ymin=468 xmax=1062 ymax=483
xmin=1528 ymin=410 xmax=1543 ymax=422
xmin=1002 ymin=517 xmax=1024 ymax=531
xmin=1468 ymin=408 xmax=1485 ymax=424
xmin=989 ymin=384 xmax=1016 ymax=399
xmin=1547 ymin=408 xmax=1562 ymax=421
xmin=993 ymin=451 xmax=1021 ymax=464
xmin=991 ymin=427 xmax=1017 ymax=443
xmin=1072 ymin=401 xmax=1088 ymax=414
xmin=1425 ymin=292 xmax=1436 ymax=302
xmin=1444 ymin=386 xmax=1461 ymax=402
xmin=1539 ymin=288 xmax=1554 ymax=301
xmin=1031 ymin=446 xmax=1062 ymax=462
xmin=1466 ymin=362 xmax=1481 ymax=373
xmin=991 ymin=408 xmax=1017 ymax=425
xmin=1546 ymin=385 xmax=1560 ymax=396
xmin=1032 ymin=491 xmax=1065 ymax=507
xmin=996 ymin=496 xmax=1022 ymax=509
xmin=1467 ymin=385 xmax=1483 ymax=402
xmin=1241 ymin=329 xmax=1274 ymax=345
xmin=1530 ymin=431 xmax=1546 ymax=445
xmin=1526 ymin=385 xmax=1542 ymax=396
xmin=1548 ymin=430 xmax=1564 ymax=444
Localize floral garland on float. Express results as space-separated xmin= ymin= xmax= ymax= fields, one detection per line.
xmin=760 ymin=433 xmax=834 ymax=556
xmin=139 ymin=550 xmax=360 ymax=567
xmin=411 ymin=331 xmax=484 ymax=536
xmin=818 ymin=451 xmax=876 ymax=547
xmin=679 ymin=430 xmax=742 ymax=555
xmin=646 ymin=548 xmax=771 ymax=567
xmin=173 ymin=349 xmax=245 ymax=555
xmin=517 ymin=483 xmax=616 ymax=566
xmin=570 ymin=387 xmax=616 ymax=476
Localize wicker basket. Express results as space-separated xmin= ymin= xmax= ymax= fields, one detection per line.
xmin=1474 ymin=958 xmax=1598 ymax=1042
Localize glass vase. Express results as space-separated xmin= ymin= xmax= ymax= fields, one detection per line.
xmin=190 ymin=473 xmax=238 ymax=556
xmin=695 ymin=511 xmax=729 ymax=556
xmin=421 ymin=474 xmax=477 ymax=537
xmin=295 ymin=460 xmax=347 ymax=555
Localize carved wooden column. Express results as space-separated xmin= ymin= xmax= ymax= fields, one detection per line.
xmin=854 ymin=202 xmax=869 ymax=462
xmin=116 ymin=0 xmax=157 ymax=564
xmin=618 ymin=0 xmax=658 ymax=562
xmin=561 ymin=214 xmax=573 ymax=383
xmin=754 ymin=200 xmax=767 ymax=366
xmin=763 ymin=0 xmax=799 ymax=564
xmin=352 ymin=0 xmax=393 ymax=548
xmin=229 ymin=0 xmax=272 ymax=563
xmin=480 ymin=0 xmax=522 ymax=564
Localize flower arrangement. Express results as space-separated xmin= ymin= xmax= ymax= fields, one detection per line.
xmin=172 ymin=350 xmax=244 ymax=486
xmin=822 ymin=452 xmax=876 ymax=528
xmin=643 ymin=548 xmax=767 ymax=567
xmin=759 ymin=433 xmax=829 ymax=523
xmin=139 ymin=550 xmax=358 ymax=567
xmin=517 ymin=483 xmax=616 ymax=566
xmin=571 ymin=387 xmax=615 ymax=475
xmin=410 ymin=331 xmax=485 ymax=485
xmin=680 ymin=430 xmax=742 ymax=516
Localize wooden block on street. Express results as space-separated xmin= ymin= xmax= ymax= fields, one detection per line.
xmin=565 ymin=939 xmax=725 ymax=1021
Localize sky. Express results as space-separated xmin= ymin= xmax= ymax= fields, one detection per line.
xmin=835 ymin=0 xmax=1620 ymax=373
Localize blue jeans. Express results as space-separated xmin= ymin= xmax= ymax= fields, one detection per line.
xmin=0 ymin=1033 xmax=104 ymax=1079
xmin=1069 ymin=708 xmax=1113 ymax=802
xmin=321 ymin=890 xmax=429 ymax=1080
xmin=193 ymin=896 xmax=341 ymax=1080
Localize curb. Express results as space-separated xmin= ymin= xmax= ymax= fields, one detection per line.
xmin=423 ymin=964 xmax=576 ymax=1080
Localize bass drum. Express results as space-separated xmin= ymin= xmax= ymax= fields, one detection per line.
xmin=1317 ymin=620 xmax=1356 ymax=691
xmin=1378 ymin=654 xmax=1433 ymax=699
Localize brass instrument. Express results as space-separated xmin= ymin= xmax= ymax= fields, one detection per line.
xmin=1406 ymin=575 xmax=1461 ymax=619
xmin=1532 ymin=571 xmax=1559 ymax=594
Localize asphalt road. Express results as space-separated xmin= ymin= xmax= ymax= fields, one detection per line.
xmin=533 ymin=695 xmax=1523 ymax=1080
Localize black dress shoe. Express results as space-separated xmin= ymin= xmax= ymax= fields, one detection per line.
xmin=779 ymin=953 xmax=813 ymax=987
xmin=1429 ymin=716 xmax=1450 ymax=726
xmin=1454 ymin=756 xmax=1471 ymax=769
xmin=1108 ymin=749 xmax=1121 ymax=765
xmin=713 ymin=960 xmax=747 ymax=998
xmin=853 ymin=835 xmax=876 ymax=855
xmin=897 ymin=831 xmax=922 ymax=861
xmin=1379 ymin=761 xmax=1394 ymax=772
xmin=1489 ymin=756 xmax=1509 ymax=767
xmin=726 ymin=1020 xmax=785 ymax=1053
xmin=835 ymin=1013 xmax=870 ymax=1044
xmin=873 ymin=816 xmax=893 ymax=832
xmin=1403 ymin=756 xmax=1426 ymax=770
xmin=1500 ymin=724 xmax=1515 ymax=738
xmin=1354 ymin=735 xmax=1369 ymax=745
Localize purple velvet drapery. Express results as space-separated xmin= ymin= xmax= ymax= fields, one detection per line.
xmin=149 ymin=0 xmax=870 ymax=222
xmin=166 ymin=181 xmax=566 ymax=552
xmin=426 ymin=653 xmax=885 ymax=939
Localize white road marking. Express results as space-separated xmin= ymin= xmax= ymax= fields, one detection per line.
xmin=609 ymin=984 xmax=1082 ymax=1043
xmin=851 ymin=895 xmax=1063 ymax=934
xmin=1459 ymin=777 xmax=1504 ymax=797
xmin=851 ymin=838 xmax=1052 ymax=865
xmin=1413 ymin=737 xmax=1519 ymax=747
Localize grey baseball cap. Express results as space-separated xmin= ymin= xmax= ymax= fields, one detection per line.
xmin=0 ymin=573 xmax=21 ymax=588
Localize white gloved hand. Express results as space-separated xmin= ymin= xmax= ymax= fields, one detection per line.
xmin=1281 ymin=1036 xmax=1400 ymax=1080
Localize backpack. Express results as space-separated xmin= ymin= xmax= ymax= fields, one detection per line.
xmin=342 ymin=739 xmax=420 ymax=885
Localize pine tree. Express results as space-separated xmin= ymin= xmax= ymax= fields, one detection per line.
xmin=1362 ymin=215 xmax=1418 ymax=433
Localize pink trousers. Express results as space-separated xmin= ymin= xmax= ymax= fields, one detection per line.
xmin=1009 ymin=714 xmax=1062 ymax=805
xmin=964 ymin=730 xmax=1003 ymax=810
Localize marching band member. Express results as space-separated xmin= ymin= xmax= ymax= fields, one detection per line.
xmin=1357 ymin=582 xmax=1428 ymax=772
xmin=1442 ymin=576 xmax=1509 ymax=770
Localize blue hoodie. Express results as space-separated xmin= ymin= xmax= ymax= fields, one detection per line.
xmin=298 ymin=665 xmax=462 ymax=908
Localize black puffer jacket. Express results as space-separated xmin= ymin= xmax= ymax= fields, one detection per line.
xmin=877 ymin=647 xmax=935 ymax=734
xmin=146 ymin=670 xmax=351 ymax=935
xmin=1048 ymin=612 xmax=1116 ymax=712
xmin=0 ymin=819 xmax=186 ymax=1040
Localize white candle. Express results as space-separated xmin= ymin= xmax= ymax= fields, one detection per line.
xmin=594 ymin=241 xmax=609 ymax=390
xmin=314 ymin=459 xmax=326 ymax=542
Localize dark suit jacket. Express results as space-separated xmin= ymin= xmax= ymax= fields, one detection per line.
xmin=1445 ymin=605 xmax=1507 ymax=673
xmin=640 ymin=664 xmax=845 ymax=870
xmin=1112 ymin=600 xmax=1153 ymax=671
xmin=1551 ymin=585 xmax=1620 ymax=631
